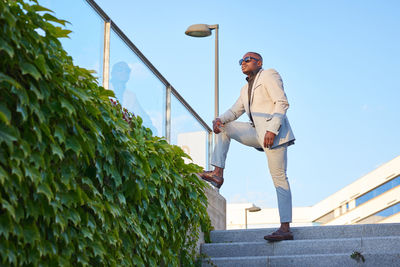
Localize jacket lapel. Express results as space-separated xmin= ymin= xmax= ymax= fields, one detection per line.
xmin=250 ymin=69 xmax=263 ymax=107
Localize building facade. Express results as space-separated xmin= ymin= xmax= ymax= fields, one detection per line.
xmin=228 ymin=156 xmax=400 ymax=229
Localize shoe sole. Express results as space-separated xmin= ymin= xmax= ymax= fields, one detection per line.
xmin=208 ymin=180 xmax=222 ymax=189
xmin=197 ymin=174 xmax=223 ymax=189
xmin=264 ymin=236 xmax=294 ymax=242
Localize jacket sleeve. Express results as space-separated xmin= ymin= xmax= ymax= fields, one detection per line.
xmin=218 ymin=95 xmax=245 ymax=124
xmin=264 ymin=69 xmax=289 ymax=135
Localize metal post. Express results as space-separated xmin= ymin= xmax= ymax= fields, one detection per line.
xmin=102 ymin=21 xmax=111 ymax=89
xmin=208 ymin=131 xmax=213 ymax=170
xmin=214 ymin=25 xmax=219 ymax=119
xmin=245 ymin=209 xmax=248 ymax=229
xmin=208 ymin=24 xmax=219 ymax=148
xmin=165 ymin=86 xmax=171 ymax=143
xmin=207 ymin=24 xmax=219 ymax=119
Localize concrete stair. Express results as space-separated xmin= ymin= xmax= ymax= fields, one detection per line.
xmin=201 ymin=223 xmax=400 ymax=266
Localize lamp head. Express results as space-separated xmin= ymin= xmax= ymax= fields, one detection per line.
xmin=185 ymin=24 xmax=212 ymax=37
xmin=247 ymin=206 xmax=261 ymax=212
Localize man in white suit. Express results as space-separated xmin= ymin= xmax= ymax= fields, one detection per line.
xmin=198 ymin=52 xmax=295 ymax=241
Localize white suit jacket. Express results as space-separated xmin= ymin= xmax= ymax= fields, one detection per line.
xmin=219 ymin=68 xmax=295 ymax=148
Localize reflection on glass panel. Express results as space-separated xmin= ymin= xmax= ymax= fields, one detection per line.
xmin=109 ymin=31 xmax=165 ymax=137
xmin=357 ymin=202 xmax=400 ymax=224
xmin=38 ymin=0 xmax=104 ymax=83
xmin=171 ymin=95 xmax=208 ymax=169
xmin=356 ymin=176 xmax=400 ymax=206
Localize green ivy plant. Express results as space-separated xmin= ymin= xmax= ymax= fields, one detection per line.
xmin=0 ymin=0 xmax=211 ymax=265
xmin=350 ymin=251 xmax=365 ymax=263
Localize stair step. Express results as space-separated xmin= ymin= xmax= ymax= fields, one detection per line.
xmin=202 ymin=253 xmax=400 ymax=267
xmin=210 ymin=223 xmax=400 ymax=243
xmin=202 ymin=236 xmax=400 ymax=258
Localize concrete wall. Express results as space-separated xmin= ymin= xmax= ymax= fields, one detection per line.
xmin=204 ymin=185 xmax=226 ymax=230
xmin=195 ymin=183 xmax=226 ymax=256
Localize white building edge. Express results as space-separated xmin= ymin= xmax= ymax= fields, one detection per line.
xmin=228 ymin=155 xmax=400 ymax=229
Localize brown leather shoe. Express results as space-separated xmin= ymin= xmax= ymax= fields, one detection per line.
xmin=263 ymin=229 xmax=294 ymax=242
xmin=198 ymin=171 xmax=224 ymax=188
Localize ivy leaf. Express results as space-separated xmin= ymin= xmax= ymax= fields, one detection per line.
xmin=65 ymin=136 xmax=81 ymax=154
xmin=0 ymin=37 xmax=14 ymax=58
xmin=1 ymin=200 xmax=15 ymax=220
xmin=117 ymin=193 xmax=126 ymax=206
xmin=31 ymin=4 xmax=53 ymax=13
xmin=91 ymin=241 xmax=106 ymax=258
xmin=147 ymin=184 xmax=156 ymax=197
xmin=58 ymin=192 xmax=77 ymax=207
xmin=37 ymin=183 xmax=53 ymax=202
xmin=11 ymin=165 xmax=23 ymax=182
xmin=60 ymin=98 xmax=75 ymax=115
xmin=0 ymin=73 xmax=21 ymax=88
xmin=77 ymin=254 xmax=89 ymax=265
xmin=51 ymin=26 xmax=72 ymax=38
xmin=0 ymin=124 xmax=18 ymax=148
xmin=105 ymin=202 xmax=121 ymax=218
xmin=50 ymin=143 xmax=63 ymax=160
xmin=81 ymin=227 xmax=93 ymax=241
xmin=66 ymin=210 xmax=81 ymax=226
xmin=0 ymin=213 xmax=12 ymax=239
xmin=29 ymin=84 xmax=43 ymax=100
xmin=132 ymin=255 xmax=145 ymax=266
xmin=1 ymin=5 xmax=16 ymax=27
xmin=0 ymin=103 xmax=11 ymax=125
xmin=11 ymin=86 xmax=29 ymax=105
xmin=34 ymin=54 xmax=51 ymax=77
xmin=32 ymin=125 xmax=42 ymax=143
xmin=24 ymin=165 xmax=40 ymax=183
xmin=0 ymin=166 xmax=8 ymax=184
xmin=55 ymin=213 xmax=67 ymax=231
xmin=19 ymin=140 xmax=31 ymax=158
xmin=42 ymin=13 xmax=69 ymax=26
xmin=21 ymin=62 xmax=42 ymax=81
xmin=110 ymin=166 xmax=122 ymax=187
xmin=68 ymin=87 xmax=91 ymax=102
xmin=40 ymin=123 xmax=54 ymax=143
xmin=26 ymin=200 xmax=40 ymax=220
xmin=16 ymin=103 xmax=28 ymax=122
xmin=23 ymin=223 xmax=40 ymax=244
xmin=54 ymin=125 xmax=65 ymax=144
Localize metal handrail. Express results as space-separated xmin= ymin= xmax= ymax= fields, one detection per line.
xmin=85 ymin=0 xmax=212 ymax=133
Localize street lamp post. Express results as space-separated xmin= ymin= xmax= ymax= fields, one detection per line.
xmin=185 ymin=24 xmax=219 ymax=119
xmin=245 ymin=206 xmax=261 ymax=229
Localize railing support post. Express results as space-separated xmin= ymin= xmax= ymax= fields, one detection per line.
xmin=102 ymin=21 xmax=111 ymax=89
xmin=165 ymin=86 xmax=171 ymax=143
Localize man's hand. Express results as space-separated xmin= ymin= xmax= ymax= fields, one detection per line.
xmin=213 ymin=118 xmax=223 ymax=134
xmin=264 ymin=131 xmax=276 ymax=148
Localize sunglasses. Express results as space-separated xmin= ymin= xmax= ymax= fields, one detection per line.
xmin=239 ymin=56 xmax=260 ymax=65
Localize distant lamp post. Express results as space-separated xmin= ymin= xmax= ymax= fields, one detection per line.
xmin=245 ymin=206 xmax=261 ymax=229
xmin=185 ymin=23 xmax=219 ymax=119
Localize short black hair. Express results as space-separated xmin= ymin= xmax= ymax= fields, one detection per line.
xmin=248 ymin=52 xmax=263 ymax=62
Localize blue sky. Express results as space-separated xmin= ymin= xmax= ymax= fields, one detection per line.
xmin=40 ymin=0 xmax=400 ymax=208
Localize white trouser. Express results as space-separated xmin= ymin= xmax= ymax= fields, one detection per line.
xmin=211 ymin=121 xmax=292 ymax=223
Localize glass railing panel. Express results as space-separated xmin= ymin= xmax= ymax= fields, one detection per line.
xmin=109 ymin=30 xmax=165 ymax=137
xmin=170 ymin=94 xmax=208 ymax=169
xmin=38 ymin=0 xmax=104 ymax=83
